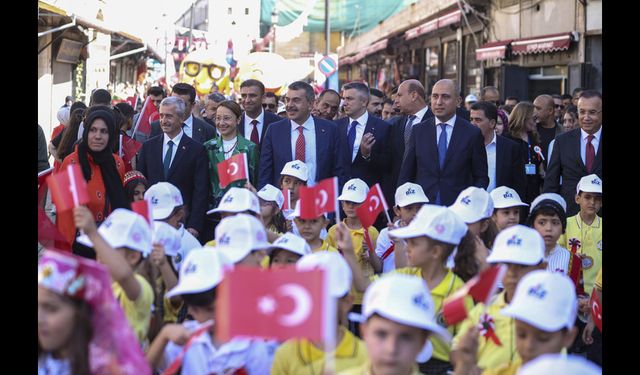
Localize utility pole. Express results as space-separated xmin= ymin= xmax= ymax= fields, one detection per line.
xmin=324 ymin=0 xmax=330 ymax=89
xmin=189 ymin=2 xmax=195 ymax=51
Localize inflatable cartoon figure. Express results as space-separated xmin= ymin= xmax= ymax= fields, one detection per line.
xmin=233 ymin=52 xmax=314 ymax=97
xmin=178 ymin=49 xmax=230 ymax=97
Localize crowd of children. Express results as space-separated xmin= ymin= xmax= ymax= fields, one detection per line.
xmin=38 ymin=160 xmax=603 ymax=374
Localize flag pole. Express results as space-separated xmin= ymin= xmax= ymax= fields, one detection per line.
xmin=334 ymin=177 xmax=340 ymax=224
xmin=376 ymin=183 xmax=392 ymax=225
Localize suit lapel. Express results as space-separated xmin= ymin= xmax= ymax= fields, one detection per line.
xmin=167 ymin=136 xmax=188 ymax=178
xmin=315 ymin=117 xmax=327 ymax=165
xmin=422 ymin=108 xmax=434 ymax=122
xmin=155 ymin=136 xmax=165 ymax=172
xmin=285 ymin=119 xmax=293 ymax=160
xmin=594 ymin=128 xmax=602 ymax=170
xmin=442 ymin=118 xmax=462 ymax=169
xmin=574 ymin=130 xmax=587 ymax=171
xmin=191 ymin=119 xmax=203 ymax=143
xmin=238 ymin=115 xmax=246 ymax=138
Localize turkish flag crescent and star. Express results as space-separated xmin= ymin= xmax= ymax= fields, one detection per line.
xmin=121 ymin=135 xmax=142 ymax=172
xmin=47 ymin=164 xmax=90 ymax=213
xmin=356 ymin=183 xmax=389 ymax=228
xmin=132 ymin=96 xmax=158 ymax=136
xmin=298 ymin=177 xmax=339 ymax=220
xmin=590 ymin=288 xmax=602 ymax=332
xmin=216 ymin=266 xmax=336 ymax=343
xmin=217 ymin=153 xmax=249 ymax=188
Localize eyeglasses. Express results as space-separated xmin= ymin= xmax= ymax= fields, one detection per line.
xmin=262 ymin=103 xmax=277 ymax=109
xmin=184 ymin=62 xmax=226 ymax=80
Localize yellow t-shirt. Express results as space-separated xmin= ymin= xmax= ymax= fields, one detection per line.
xmin=482 ymin=358 xmax=522 ymax=375
xmin=312 ymin=242 xmax=340 ymax=253
xmin=558 ymin=214 xmax=602 ymax=295
xmin=595 ymin=267 xmax=602 ymax=292
xmin=271 ymin=327 xmax=367 ymax=374
xmin=452 ymin=292 xmax=519 ymax=370
xmin=112 ymin=273 xmax=154 ymax=344
xmin=326 ymin=222 xmax=379 ymax=304
xmin=339 ymin=361 xmax=421 ymax=375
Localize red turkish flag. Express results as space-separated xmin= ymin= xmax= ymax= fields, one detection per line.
xmin=298 ymin=177 xmax=339 ymax=220
xmin=356 ymin=183 xmax=389 ymax=229
xmin=590 ymin=288 xmax=602 ymax=332
xmin=442 ymin=288 xmax=473 ymax=325
xmin=131 ymin=199 xmax=153 ymax=225
xmin=216 ymin=266 xmax=335 ymax=342
xmin=47 ymin=164 xmax=89 ymax=212
xmin=217 ymin=153 xmax=249 ymax=188
xmin=282 ymin=188 xmax=291 ymax=211
xmin=121 ymin=135 xmax=142 ymax=172
xmin=126 ymin=96 xmax=137 ymax=108
xmin=132 ymin=96 xmax=158 ymax=136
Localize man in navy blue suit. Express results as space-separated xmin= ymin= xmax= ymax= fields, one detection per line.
xmin=258 ymin=81 xmax=347 ymax=189
xmin=237 ymin=79 xmax=282 ymax=149
xmin=399 ymin=79 xmax=489 ymax=206
xmin=335 ymin=82 xmax=390 ymax=188
xmin=137 ymin=96 xmax=209 ymax=242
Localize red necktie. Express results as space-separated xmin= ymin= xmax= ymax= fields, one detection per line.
xmin=585 ymin=134 xmax=595 ymax=172
xmin=295 ymin=126 xmax=305 ymax=162
xmin=250 ymin=119 xmax=260 ymax=145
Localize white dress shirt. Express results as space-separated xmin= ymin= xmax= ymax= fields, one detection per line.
xmin=163 ymin=130 xmax=183 ymax=168
xmin=412 ymin=106 xmax=430 ymax=124
xmin=347 ymin=111 xmax=368 ymax=162
xmin=244 ymin=109 xmax=265 ymax=142
xmin=436 ymin=114 xmax=457 ymax=147
xmin=486 ymin=131 xmax=497 ymax=192
xmin=580 ymin=127 xmax=602 ymax=166
xmin=182 ymin=114 xmax=194 ymax=138
xmin=290 ymin=116 xmax=317 ymax=185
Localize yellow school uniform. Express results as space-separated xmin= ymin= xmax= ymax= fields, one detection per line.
xmin=312 ymin=242 xmax=339 ymax=253
xmin=271 ymin=327 xmax=367 ymax=374
xmin=452 ymin=291 xmax=519 ymax=370
xmin=339 ymin=361 xmax=421 ymax=375
xmin=595 ymin=267 xmax=602 ymax=291
xmin=558 ymin=214 xmax=602 ymax=294
xmin=112 ymin=273 xmax=154 ymax=344
xmin=326 ymin=222 xmax=379 ymax=304
xmin=482 ymin=359 xmax=522 ymax=375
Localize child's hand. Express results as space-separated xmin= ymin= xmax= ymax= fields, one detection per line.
xmin=150 ymin=243 xmax=166 ymax=268
xmin=473 ymin=235 xmax=490 ymax=272
xmin=577 ymin=295 xmax=591 ymax=315
xmin=334 ymin=223 xmax=355 ymax=257
xmin=453 ymin=326 xmax=480 ymax=375
xmin=73 ymin=206 xmax=97 ymax=235
xmin=161 ymin=324 xmax=190 ymax=345
xmin=244 ymin=181 xmax=257 ymax=193
xmin=582 ymin=318 xmax=595 ymax=345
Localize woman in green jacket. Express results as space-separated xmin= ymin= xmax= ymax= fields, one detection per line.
xmin=204 ymin=100 xmax=260 ymax=210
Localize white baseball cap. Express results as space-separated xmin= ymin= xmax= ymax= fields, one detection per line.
xmin=487 ymin=225 xmax=545 ymax=265
xmin=576 ymin=174 xmax=602 ymax=194
xmin=280 ymin=160 xmax=309 ymax=182
xmin=449 ymin=187 xmax=494 ymax=224
xmin=530 ymin=193 xmax=567 ymax=214
xmin=465 ymin=94 xmax=478 ymax=103
xmin=257 ymin=184 xmax=285 ymax=210
xmin=518 ymin=353 xmax=601 ymax=375
xmin=338 ymin=178 xmax=369 ymax=204
xmin=390 ymin=205 xmax=468 ymax=245
xmin=152 ymin=221 xmax=181 ymax=257
xmin=296 ymin=252 xmax=352 ymax=298
xmin=362 ymin=273 xmax=452 ymax=342
xmin=214 ymin=213 xmax=270 ymax=263
xmin=207 ymin=187 xmax=260 ymax=215
xmin=77 ymin=208 xmax=151 ymax=255
xmin=501 ymin=270 xmax=577 ymax=332
xmin=166 ymin=247 xmax=225 ymax=298
xmin=268 ymin=232 xmax=312 ymax=257
xmin=490 ymin=186 xmax=528 ymax=209
xmin=395 ymin=182 xmax=429 ymax=208
xmin=144 ymin=182 xmax=184 ymax=220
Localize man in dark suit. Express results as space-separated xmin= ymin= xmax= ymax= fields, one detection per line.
xmin=543 ymin=90 xmax=603 ymax=216
xmin=137 ymin=96 xmax=209 ymax=242
xmin=148 ymin=83 xmax=216 ymax=144
xmin=259 ymin=81 xmax=347 ymax=190
xmin=237 ymin=79 xmax=282 ymax=149
xmin=470 ymin=101 xmax=526 ymax=197
xmin=399 ymin=79 xmax=489 ymax=206
xmin=335 ymin=82 xmax=390 ymax=188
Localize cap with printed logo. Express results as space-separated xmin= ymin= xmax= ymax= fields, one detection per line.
xmin=576 ymin=174 xmax=602 ymax=194
xmin=144 ymin=182 xmax=184 ymax=220
xmin=395 ymin=182 xmax=429 ymax=208
xmin=152 ymin=221 xmax=181 ymax=257
xmin=77 ymin=209 xmax=151 ymax=256
xmin=268 ymin=232 xmax=311 ymax=257
xmin=501 ymin=270 xmax=577 ymax=331
xmin=296 ymin=252 xmax=352 ymax=298
xmin=207 ymin=187 xmax=260 ymax=215
xmin=487 ymin=225 xmax=545 ymax=265
xmin=490 ymin=186 xmax=528 ymax=209
xmin=390 ymin=205 xmax=468 ymax=245
xmin=257 ymin=184 xmax=285 ymax=210
xmin=529 ymin=193 xmax=566 ymax=214
xmin=280 ymin=160 xmax=309 ymax=182
xmin=465 ymin=94 xmax=478 ymax=103
xmin=449 ymin=187 xmax=494 ymax=224
xmin=527 ymin=193 xmax=567 ymax=232
xmin=166 ymin=247 xmax=225 ymax=298
xmin=214 ymin=213 xmax=270 ymax=263
xmin=338 ymin=178 xmax=369 ymax=204
xmin=518 ymin=353 xmax=601 ymax=375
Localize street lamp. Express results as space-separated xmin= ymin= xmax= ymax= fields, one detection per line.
xmin=271 ymin=10 xmax=278 ymax=53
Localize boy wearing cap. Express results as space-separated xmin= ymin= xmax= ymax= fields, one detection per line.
xmin=289 ymin=201 xmax=336 ymax=253
xmin=278 ymin=160 xmax=309 ymax=209
xmin=74 ymin=206 xmax=154 ymax=345
xmin=267 ymin=232 xmax=312 ymax=268
xmin=343 ymin=274 xmax=453 ymax=375
xmin=271 ymin=252 xmax=368 ymax=374
xmin=257 ymin=184 xmax=288 ymax=234
xmin=147 ymin=247 xmax=271 ymax=374
xmin=490 ymin=186 xmax=529 ymax=232
xmin=453 ymin=270 xmax=579 ymax=375
xmin=451 ymin=225 xmax=547 ymax=371
xmin=212 ymin=213 xmax=271 ymax=267
xmin=374 ymin=183 xmax=429 ymax=273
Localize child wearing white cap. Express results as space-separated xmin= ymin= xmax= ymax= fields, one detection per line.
xmin=517 ymin=353 xmax=601 ymax=375
xmin=453 ymin=270 xmax=579 ymax=374
xmin=147 ymin=247 xmax=271 ymax=374
xmin=271 ymin=252 xmax=368 ymax=374
xmin=257 ymin=183 xmax=288 ymax=234
xmin=339 ymin=205 xmax=472 ymax=374
xmin=374 ymin=182 xmax=429 ymax=274
xmin=267 ymin=232 xmax=312 ymax=269
xmin=73 ymin=206 xmax=154 ymax=345
xmin=451 ymin=225 xmax=547 ymax=371
xmin=288 ymin=201 xmax=336 ymax=253
xmin=212 ymin=213 xmax=272 ymax=267
xmin=490 ymin=186 xmax=529 ymax=232
xmin=278 ymin=160 xmax=309 ymax=210
xmin=342 ymin=274 xmax=453 ymax=375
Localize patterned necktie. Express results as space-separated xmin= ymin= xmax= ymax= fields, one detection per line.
xmin=250 ymin=119 xmax=260 ymax=145
xmin=295 ymin=126 xmax=305 ymax=162
xmin=348 ymin=121 xmax=358 ymax=160
xmin=402 ymin=115 xmax=417 ymax=162
xmin=585 ymin=134 xmax=595 ymax=172
xmin=163 ymin=140 xmax=174 ymax=178
xmin=438 ymin=123 xmax=448 ymax=169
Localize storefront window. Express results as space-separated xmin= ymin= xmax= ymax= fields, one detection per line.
xmin=464 ymin=35 xmax=481 ymax=96
xmin=425 ymin=46 xmax=439 ymax=94
xmin=443 ymin=41 xmax=457 ymax=84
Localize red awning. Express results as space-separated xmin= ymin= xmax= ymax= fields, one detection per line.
xmin=475 ymin=39 xmax=513 ymax=61
xmin=405 ymin=10 xmax=462 ymax=41
xmin=341 ymin=38 xmax=388 ymax=65
xmin=511 ymin=32 xmax=575 ymax=55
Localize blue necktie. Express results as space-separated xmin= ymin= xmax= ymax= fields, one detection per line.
xmin=438 ymin=123 xmax=448 ymax=169
xmin=347 ymin=121 xmax=358 ymax=159
xmin=164 ymin=140 xmax=174 ymax=178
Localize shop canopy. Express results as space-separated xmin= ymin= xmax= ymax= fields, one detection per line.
xmin=404 ymin=9 xmax=462 ymax=41
xmin=476 ymin=31 xmax=577 ymax=60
